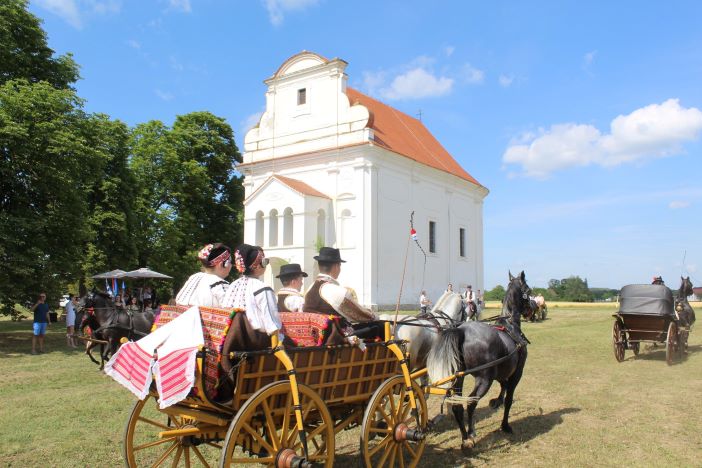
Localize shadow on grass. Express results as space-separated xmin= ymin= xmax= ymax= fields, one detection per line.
xmin=415 ymin=406 xmax=581 ymax=464
xmin=626 ymin=342 xmax=700 ymax=365
xmin=0 ymin=329 xmax=91 ymax=359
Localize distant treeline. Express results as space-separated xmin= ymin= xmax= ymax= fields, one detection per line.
xmin=484 ymin=276 xmax=619 ymax=302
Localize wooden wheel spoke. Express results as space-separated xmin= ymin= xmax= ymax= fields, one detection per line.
xmin=368 ymin=435 xmax=392 ymax=457
xmin=395 ymin=387 xmax=405 ymax=419
xmin=171 ymin=445 xmax=183 ymax=468
xmin=400 ymin=401 xmax=412 ymax=423
xmin=242 ymin=422 xmax=276 ymax=454
xmin=376 ymin=440 xmax=394 ymax=467
xmin=369 ymin=426 xmax=392 ymax=434
xmin=388 ymin=393 xmax=397 ymax=420
xmin=397 ymin=443 xmax=406 ymax=468
xmin=138 ymin=416 xmax=171 ymax=430
xmin=190 ymin=445 xmax=210 ymax=467
xmin=261 ymin=398 xmax=280 ymax=450
xmin=388 ymin=443 xmax=397 ymax=467
xmin=286 ymin=424 xmax=299 ymax=447
xmin=183 ymin=447 xmax=191 ymax=468
xmin=134 ymin=437 xmax=176 ymax=451
xmin=205 ymin=442 xmax=221 ymax=449
xmin=376 ymin=405 xmax=394 ymax=428
xmin=404 ymin=441 xmax=417 ymax=458
xmin=150 ymin=441 xmax=178 ymax=468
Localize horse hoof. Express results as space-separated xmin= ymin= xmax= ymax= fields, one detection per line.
xmin=461 ymin=437 xmax=476 ymax=451
xmin=501 ymin=424 xmax=513 ymax=434
xmin=489 ymin=399 xmax=501 ymax=409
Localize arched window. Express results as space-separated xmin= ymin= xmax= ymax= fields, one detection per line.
xmin=269 ymin=209 xmax=278 ymax=247
xmin=283 ymin=207 xmax=293 ymax=245
xmin=316 ymin=209 xmax=326 ymax=246
xmin=255 ymin=211 xmax=264 ymax=246
xmin=340 ymin=209 xmax=353 ymax=248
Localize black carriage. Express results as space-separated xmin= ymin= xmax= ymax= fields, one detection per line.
xmin=612 ymin=284 xmax=689 ymax=365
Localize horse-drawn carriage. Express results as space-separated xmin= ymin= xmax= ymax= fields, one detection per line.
xmin=612 ymin=283 xmax=693 ymax=365
xmin=122 ymin=305 xmax=428 ymax=467
xmin=111 ymin=271 xmax=533 ymax=466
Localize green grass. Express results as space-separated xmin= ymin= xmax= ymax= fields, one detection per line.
xmin=1 ymin=308 xmax=700 ymax=467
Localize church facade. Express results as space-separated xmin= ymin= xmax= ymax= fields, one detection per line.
xmin=239 ymin=51 xmax=488 ymax=309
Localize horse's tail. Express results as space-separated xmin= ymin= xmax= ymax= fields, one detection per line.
xmin=427 ymin=327 xmax=463 ymax=389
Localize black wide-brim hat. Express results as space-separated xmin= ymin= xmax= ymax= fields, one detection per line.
xmin=276 ymin=263 xmax=308 ymax=279
xmin=313 ymin=247 xmax=346 ymax=263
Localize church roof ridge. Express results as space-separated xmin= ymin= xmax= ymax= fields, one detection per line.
xmin=346 ymin=87 xmax=483 ymax=187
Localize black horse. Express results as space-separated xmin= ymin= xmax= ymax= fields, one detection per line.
xmin=676 ymin=276 xmax=696 ymax=328
xmin=427 ymin=271 xmax=531 ymax=450
xmin=79 ymin=291 xmax=155 ymax=369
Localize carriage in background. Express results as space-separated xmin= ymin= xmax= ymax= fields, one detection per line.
xmin=612 ymin=284 xmax=691 ymax=365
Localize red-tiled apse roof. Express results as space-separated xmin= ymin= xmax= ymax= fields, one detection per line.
xmin=346 ymin=88 xmax=483 ymax=187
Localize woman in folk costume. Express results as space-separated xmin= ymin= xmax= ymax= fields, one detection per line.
xmin=175 ymin=243 xmax=232 ymax=307
xmin=221 ymin=244 xmax=285 ymax=341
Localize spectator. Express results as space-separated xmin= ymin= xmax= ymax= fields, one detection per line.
xmin=419 ymin=290 xmax=432 ymax=314
xmin=126 ymin=296 xmax=140 ymax=314
xmin=31 ymin=292 xmax=50 ymax=354
xmin=65 ymin=294 xmax=78 ymax=348
xmin=445 ymin=283 xmax=453 ymax=293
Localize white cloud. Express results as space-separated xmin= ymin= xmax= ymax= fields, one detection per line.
xmin=167 ymin=0 xmax=191 ymax=12
xmin=126 ymin=39 xmax=141 ymax=49
xmin=444 ymin=45 xmax=455 ymax=57
xmin=499 ymin=74 xmax=514 ymax=87
xmin=242 ymin=110 xmax=264 ymax=134
xmin=380 ymin=68 xmax=454 ymax=101
xmin=462 ymin=63 xmax=484 ymax=84
xmin=35 ymin=0 xmax=122 ymax=28
xmin=669 ymin=200 xmax=690 ymax=209
xmin=154 ymin=89 xmax=174 ymax=101
xmin=263 ymin=0 xmax=320 ymax=26
xmin=502 ymin=99 xmax=702 ymax=178
xmin=169 ymin=56 xmax=184 ymax=71
xmin=35 ymin=0 xmax=82 ymax=28
xmin=584 ymin=50 xmax=597 ymax=65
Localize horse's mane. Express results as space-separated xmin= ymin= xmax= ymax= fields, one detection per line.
xmin=431 ymin=291 xmax=464 ymax=321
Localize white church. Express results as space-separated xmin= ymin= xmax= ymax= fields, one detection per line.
xmin=239 ymin=51 xmax=489 ymax=310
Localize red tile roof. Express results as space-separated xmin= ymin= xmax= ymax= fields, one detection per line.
xmin=272 ymin=174 xmax=330 ymax=199
xmin=346 ymin=88 xmax=483 ymax=187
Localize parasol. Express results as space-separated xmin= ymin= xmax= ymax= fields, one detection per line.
xmin=91 ymin=269 xmax=127 ymax=279
xmin=123 ymin=267 xmax=173 ymax=280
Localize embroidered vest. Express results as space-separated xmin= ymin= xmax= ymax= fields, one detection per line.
xmin=304 ymin=279 xmax=338 ymax=316
xmin=277 ymin=291 xmax=296 ymax=313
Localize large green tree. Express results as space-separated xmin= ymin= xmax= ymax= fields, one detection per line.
xmin=81 ymin=115 xmax=138 ymax=283
xmin=130 ymin=112 xmax=244 ymax=293
xmin=0 ymin=0 xmax=79 ymax=89
xmin=0 ymin=80 xmax=100 ymax=311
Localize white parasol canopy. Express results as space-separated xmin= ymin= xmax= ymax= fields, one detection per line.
xmin=123 ymin=267 xmax=173 ymax=280
xmin=91 ymin=269 xmax=127 ymax=279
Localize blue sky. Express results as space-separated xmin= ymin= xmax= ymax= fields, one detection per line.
xmin=28 ymin=0 xmax=702 ymax=290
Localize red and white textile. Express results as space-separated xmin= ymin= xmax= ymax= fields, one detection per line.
xmin=104 ymin=306 xmax=204 ymax=409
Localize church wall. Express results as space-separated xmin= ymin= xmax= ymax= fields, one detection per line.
xmin=369 ymin=147 xmax=485 ymax=308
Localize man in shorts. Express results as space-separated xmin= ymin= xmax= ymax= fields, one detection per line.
xmin=31 ymin=292 xmax=50 ymax=354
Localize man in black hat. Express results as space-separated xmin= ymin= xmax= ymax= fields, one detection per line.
xmin=276 ymin=263 xmax=308 ymax=312
xmin=305 ymin=247 xmax=378 ymax=332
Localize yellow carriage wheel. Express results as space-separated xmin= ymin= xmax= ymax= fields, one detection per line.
xmin=123 ymin=395 xmax=224 ymax=467
xmin=218 ymin=381 xmax=334 ymax=467
xmin=360 ymin=375 xmax=427 ymax=468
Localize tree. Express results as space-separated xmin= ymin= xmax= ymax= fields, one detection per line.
xmin=130 ymin=112 xmax=244 ymax=294
xmin=0 ymin=0 xmax=80 ymax=89
xmin=81 ymin=115 xmax=138 ymax=286
xmin=484 ymin=285 xmax=506 ymax=302
xmin=0 ymin=80 xmax=100 ymax=312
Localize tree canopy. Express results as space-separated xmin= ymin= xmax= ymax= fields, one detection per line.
xmin=0 ymin=0 xmax=244 ymax=314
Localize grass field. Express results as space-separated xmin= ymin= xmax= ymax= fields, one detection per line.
xmin=1 ymin=307 xmax=700 ymax=467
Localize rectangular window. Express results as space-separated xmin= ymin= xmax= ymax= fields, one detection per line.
xmin=459 ymin=228 xmax=465 ymax=257
xmin=297 ymin=88 xmax=306 ymax=105
xmin=429 ymin=221 xmax=436 ymax=253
